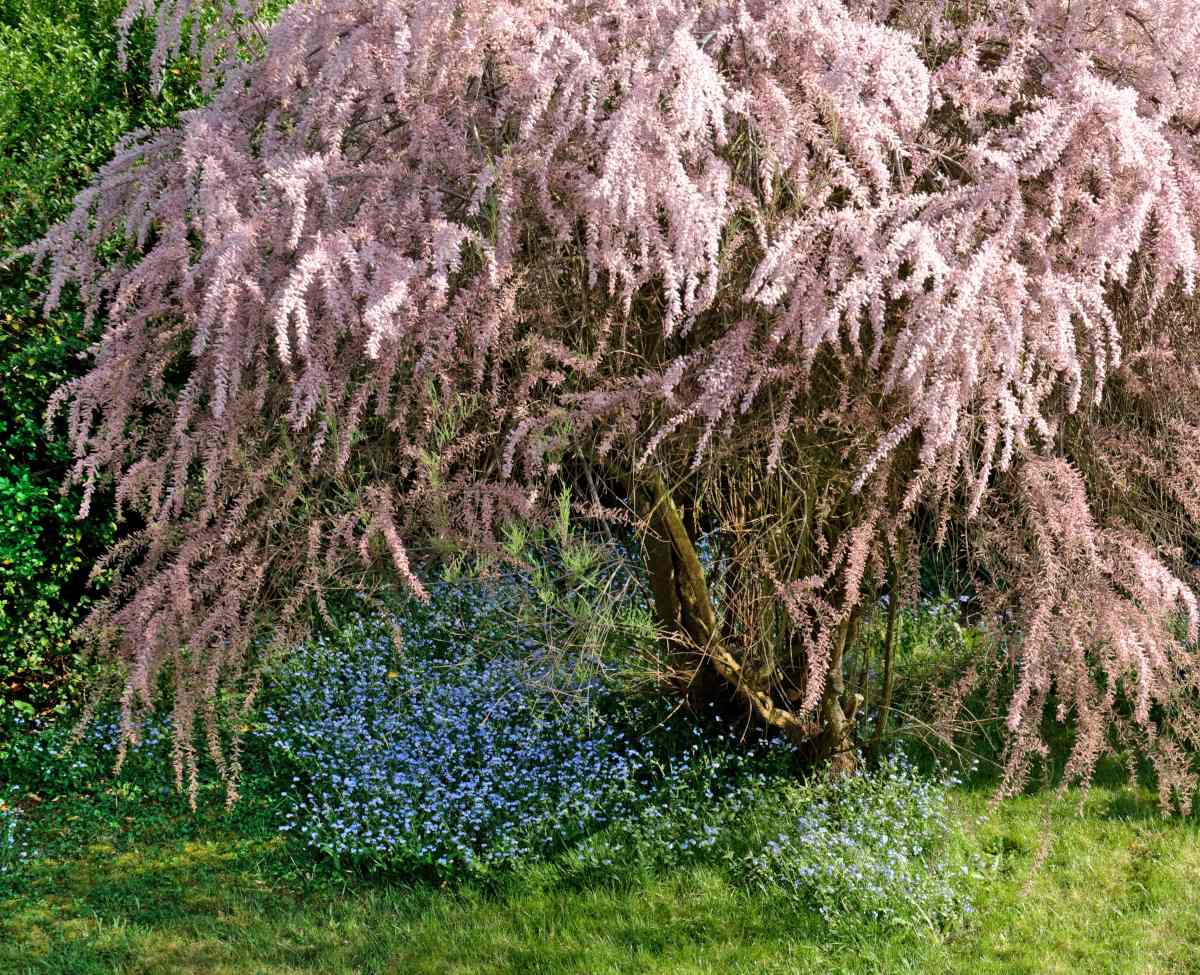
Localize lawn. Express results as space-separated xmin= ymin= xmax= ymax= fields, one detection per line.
xmin=3 ymin=774 xmax=1199 ymax=975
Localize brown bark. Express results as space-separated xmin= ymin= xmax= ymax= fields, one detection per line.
xmin=812 ymin=614 xmax=859 ymax=774
xmin=639 ymin=470 xmax=821 ymax=745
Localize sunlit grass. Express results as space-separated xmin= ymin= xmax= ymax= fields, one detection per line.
xmin=2 ymin=775 xmax=1199 ymax=975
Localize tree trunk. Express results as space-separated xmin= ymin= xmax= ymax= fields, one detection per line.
xmin=638 ymin=470 xmax=824 ymax=748
xmin=640 ymin=471 xmax=719 ymax=694
xmin=812 ymin=615 xmax=859 ymax=774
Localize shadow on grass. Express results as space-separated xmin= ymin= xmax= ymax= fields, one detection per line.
xmin=7 ymin=770 xmax=1200 ymax=975
xmin=2 ymin=838 xmax=918 ymax=975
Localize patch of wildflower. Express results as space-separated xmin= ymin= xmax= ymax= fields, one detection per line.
xmin=1 ymin=710 xmax=175 ymax=801
xmin=560 ymin=724 xmax=791 ymax=881
xmin=0 ymin=787 xmax=37 ymax=882
xmin=742 ymin=751 xmax=979 ymax=929
xmin=260 ymin=606 xmax=798 ymax=880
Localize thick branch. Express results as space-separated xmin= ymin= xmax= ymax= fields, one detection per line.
xmin=642 ymin=470 xmax=818 ymax=741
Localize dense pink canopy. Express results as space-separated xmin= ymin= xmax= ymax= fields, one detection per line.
xmin=24 ymin=0 xmax=1200 ymax=803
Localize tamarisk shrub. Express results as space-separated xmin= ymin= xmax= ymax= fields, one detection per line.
xmin=18 ymin=0 xmax=1200 ymax=806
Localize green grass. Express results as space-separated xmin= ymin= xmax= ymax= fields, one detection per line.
xmin=3 ymin=778 xmax=1199 ymax=975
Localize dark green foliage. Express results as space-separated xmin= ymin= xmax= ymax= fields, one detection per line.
xmin=0 ymin=301 xmax=111 ymax=720
xmin=0 ymin=0 xmax=202 ymax=721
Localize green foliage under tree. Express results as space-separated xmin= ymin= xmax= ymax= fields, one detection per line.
xmin=0 ymin=0 xmax=201 ymax=723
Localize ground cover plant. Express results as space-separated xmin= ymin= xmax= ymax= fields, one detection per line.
xmin=257 ymin=589 xmax=976 ymax=916
xmin=1 ymin=588 xmax=1196 ymax=974
xmin=742 ymin=751 xmax=975 ymax=929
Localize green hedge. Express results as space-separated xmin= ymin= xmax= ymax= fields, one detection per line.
xmin=0 ymin=0 xmax=200 ymax=720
